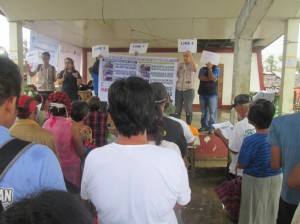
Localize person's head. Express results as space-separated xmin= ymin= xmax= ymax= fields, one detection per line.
xmin=147 ymin=104 xmax=165 ymax=145
xmin=64 ymin=58 xmax=74 ymax=71
xmin=183 ymin=51 xmax=192 ymax=64
xmin=0 ymin=57 xmax=22 ymax=128
xmin=248 ymin=99 xmax=275 ymax=130
xmin=48 ymin=92 xmax=71 ymax=117
xmin=108 ymin=76 xmax=155 ymax=137
xmin=3 ymin=190 xmax=93 ymax=224
xmin=70 ymin=100 xmax=89 ymax=122
xmin=230 ymin=94 xmax=252 ymax=119
xmin=150 ymin=82 xmax=168 ymax=110
xmin=88 ymin=96 xmax=101 ymax=112
xmin=34 ymin=94 xmax=49 ymax=111
xmin=41 ymin=52 xmax=50 ymax=65
xmin=17 ymin=95 xmax=37 ymax=120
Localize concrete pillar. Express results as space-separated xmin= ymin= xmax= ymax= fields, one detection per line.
xmin=9 ymin=22 xmax=24 ymax=81
xmin=279 ymin=19 xmax=300 ymax=114
xmin=230 ymin=0 xmax=274 ymax=123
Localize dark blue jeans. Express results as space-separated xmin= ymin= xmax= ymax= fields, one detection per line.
xmin=199 ymin=95 xmax=218 ymax=130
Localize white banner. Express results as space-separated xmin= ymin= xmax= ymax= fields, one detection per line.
xmin=30 ymin=31 xmax=59 ymax=68
xmin=26 ymin=50 xmax=39 ymax=64
xmin=58 ymin=42 xmax=82 ymax=73
xmin=129 ymin=43 xmax=148 ymax=54
xmin=178 ymin=38 xmax=197 ymax=53
xmin=98 ymin=55 xmax=178 ymax=102
xmin=92 ymin=45 xmax=109 ymax=58
xmin=200 ymin=50 xmax=220 ymax=65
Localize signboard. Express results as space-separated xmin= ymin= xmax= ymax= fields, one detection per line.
xmin=129 ymin=43 xmax=148 ymax=54
xmin=30 ymin=31 xmax=59 ymax=68
xmin=92 ymin=44 xmax=109 ymax=58
xmin=98 ymin=55 xmax=178 ymax=102
xmin=178 ymin=38 xmax=197 ymax=53
xmin=200 ymin=50 xmax=220 ymax=65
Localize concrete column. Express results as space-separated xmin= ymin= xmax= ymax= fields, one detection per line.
xmin=9 ymin=21 xmax=24 ymax=79
xmin=279 ymin=19 xmax=300 ymax=114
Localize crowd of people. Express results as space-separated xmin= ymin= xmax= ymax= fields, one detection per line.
xmin=1 ymin=49 xmax=300 ymax=224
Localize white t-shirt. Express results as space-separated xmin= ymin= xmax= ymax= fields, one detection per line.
xmin=228 ymin=117 xmax=255 ymax=176
xmin=81 ymin=143 xmax=191 ymax=224
xmin=168 ymin=116 xmax=194 ymax=144
xmin=148 ymin=140 xmax=182 ymax=157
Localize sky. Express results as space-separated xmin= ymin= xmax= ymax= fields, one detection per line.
xmin=0 ymin=14 xmax=299 ymax=59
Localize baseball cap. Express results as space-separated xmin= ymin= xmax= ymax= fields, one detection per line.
xmin=229 ymin=94 xmax=252 ymax=109
xmin=150 ymin=82 xmax=168 ymax=104
xmin=17 ymin=95 xmax=37 ymax=115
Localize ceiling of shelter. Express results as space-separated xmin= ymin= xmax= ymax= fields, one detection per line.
xmin=0 ymin=0 xmax=300 ymax=49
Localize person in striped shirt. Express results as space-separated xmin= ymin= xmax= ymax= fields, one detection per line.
xmin=237 ymin=99 xmax=283 ymax=224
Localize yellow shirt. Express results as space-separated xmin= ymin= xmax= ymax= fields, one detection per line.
xmin=9 ymin=119 xmax=58 ymax=158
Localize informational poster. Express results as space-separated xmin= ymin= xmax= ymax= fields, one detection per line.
xmin=178 ymin=38 xmax=197 ymax=53
xmin=99 ymin=55 xmax=178 ymax=102
xmin=92 ymin=45 xmax=109 ymax=58
xmin=30 ymin=31 xmax=59 ymax=68
xmin=58 ymin=42 xmax=82 ymax=73
xmin=200 ymin=50 xmax=220 ymax=65
xmin=129 ymin=43 xmax=148 ymax=54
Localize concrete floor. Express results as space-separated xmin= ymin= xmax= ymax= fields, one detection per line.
xmin=180 ymin=168 xmax=235 ymax=224
xmin=177 ymin=110 xmax=235 ymax=223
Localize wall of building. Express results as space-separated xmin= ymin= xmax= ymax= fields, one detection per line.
xmin=86 ymin=51 xmax=261 ymax=106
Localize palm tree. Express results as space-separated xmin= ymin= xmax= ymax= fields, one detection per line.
xmin=265 ymin=55 xmax=277 ymax=72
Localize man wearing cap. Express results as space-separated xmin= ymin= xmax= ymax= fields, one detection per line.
xmin=27 ymin=52 xmax=56 ymax=95
xmin=10 ymin=95 xmax=58 ymax=157
xmin=150 ymin=82 xmax=194 ymax=158
xmin=0 ymin=57 xmax=65 ymax=209
xmin=214 ymin=94 xmax=255 ymax=178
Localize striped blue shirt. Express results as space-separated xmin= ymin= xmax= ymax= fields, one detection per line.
xmin=238 ymin=133 xmax=282 ymax=177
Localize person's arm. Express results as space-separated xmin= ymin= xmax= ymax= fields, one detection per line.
xmin=27 ymin=64 xmax=38 ymax=77
xmin=52 ymin=67 xmax=57 ymax=82
xmin=57 ymin=71 xmax=66 ymax=85
xmin=207 ymin=62 xmax=218 ymax=82
xmin=187 ymin=51 xmax=197 ymax=72
xmin=287 ymin=163 xmax=300 ymax=189
xmin=198 ymin=67 xmax=210 ymax=81
xmin=71 ymin=123 xmax=85 ymax=157
xmin=214 ymin=128 xmax=229 ymax=147
xmin=72 ymin=71 xmax=82 ymax=85
xmin=271 ymin=146 xmax=282 ymax=170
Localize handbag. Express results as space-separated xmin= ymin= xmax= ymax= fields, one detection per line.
xmin=214 ymin=173 xmax=242 ymax=221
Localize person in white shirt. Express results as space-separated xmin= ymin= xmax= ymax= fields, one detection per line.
xmin=214 ymin=94 xmax=255 ymax=178
xmin=81 ymin=76 xmax=191 ymax=224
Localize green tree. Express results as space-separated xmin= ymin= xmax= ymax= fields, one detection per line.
xmin=265 ymin=55 xmax=277 ymax=72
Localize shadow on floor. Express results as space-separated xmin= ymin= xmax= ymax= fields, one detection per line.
xmin=180 ymin=168 xmax=235 ymax=224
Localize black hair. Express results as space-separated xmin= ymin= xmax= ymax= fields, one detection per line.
xmin=70 ymin=100 xmax=89 ymax=122
xmin=2 ymin=190 xmax=93 ymax=224
xmin=108 ymin=76 xmax=155 ymax=137
xmin=88 ymin=96 xmax=101 ymax=112
xmin=0 ymin=57 xmax=22 ymax=106
xmin=17 ymin=109 xmax=31 ymax=119
xmin=248 ymin=99 xmax=275 ymax=129
xmin=34 ymin=94 xmax=49 ymax=110
xmin=49 ymin=106 xmax=67 ymax=117
xmin=42 ymin=52 xmax=50 ymax=58
xmin=147 ymin=105 xmax=165 ymax=145
xmin=150 ymin=82 xmax=168 ymax=104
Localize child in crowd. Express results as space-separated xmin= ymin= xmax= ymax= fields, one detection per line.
xmin=237 ymin=99 xmax=282 ymax=224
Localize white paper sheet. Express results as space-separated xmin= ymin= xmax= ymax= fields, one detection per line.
xmin=129 ymin=43 xmax=148 ymax=54
xmin=212 ymin=121 xmax=234 ymax=140
xmin=200 ymin=50 xmax=220 ymax=65
xmin=178 ymin=38 xmax=197 ymax=53
xmin=92 ymin=45 xmax=109 ymax=58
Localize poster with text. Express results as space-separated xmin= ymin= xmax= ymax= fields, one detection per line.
xmin=30 ymin=31 xmax=59 ymax=68
xmin=58 ymin=42 xmax=82 ymax=73
xmin=98 ymin=55 xmax=178 ymax=102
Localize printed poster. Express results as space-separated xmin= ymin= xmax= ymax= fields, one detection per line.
xmin=58 ymin=42 xmax=82 ymax=73
xmin=99 ymin=55 xmax=178 ymax=102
